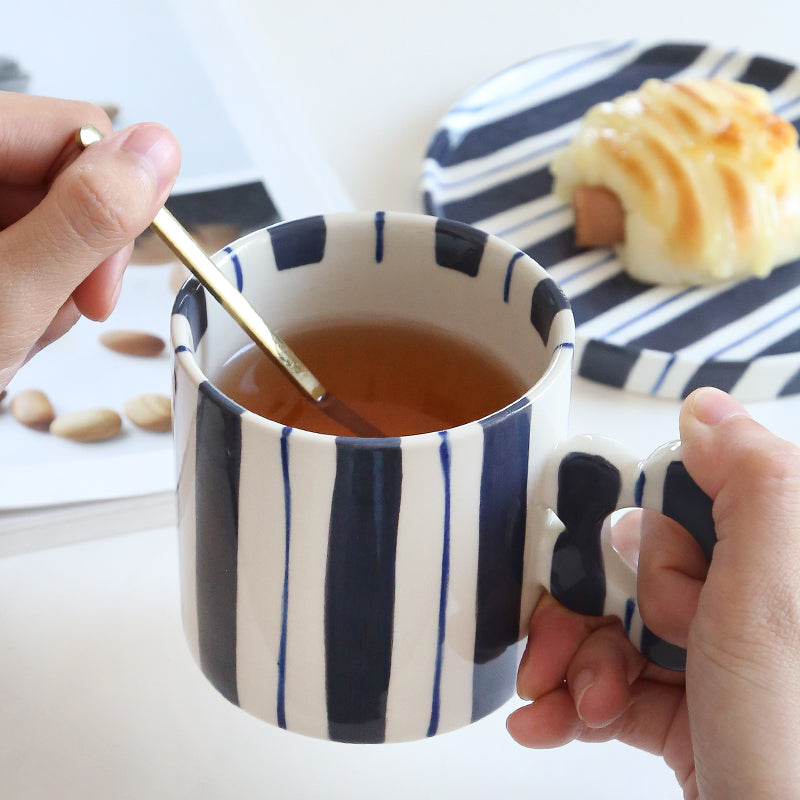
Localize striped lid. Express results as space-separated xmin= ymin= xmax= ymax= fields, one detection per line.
xmin=422 ymin=41 xmax=800 ymax=400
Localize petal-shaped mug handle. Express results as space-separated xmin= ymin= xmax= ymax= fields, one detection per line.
xmin=535 ymin=435 xmax=716 ymax=671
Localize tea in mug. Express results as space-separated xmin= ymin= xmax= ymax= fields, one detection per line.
xmin=214 ymin=319 xmax=529 ymax=436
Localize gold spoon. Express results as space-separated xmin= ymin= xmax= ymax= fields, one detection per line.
xmin=76 ymin=124 xmax=384 ymax=438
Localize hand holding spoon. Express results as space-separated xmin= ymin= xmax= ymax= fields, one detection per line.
xmin=76 ymin=124 xmax=383 ymax=438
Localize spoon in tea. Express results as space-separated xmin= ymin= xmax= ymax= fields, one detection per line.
xmin=76 ymin=124 xmax=384 ymax=438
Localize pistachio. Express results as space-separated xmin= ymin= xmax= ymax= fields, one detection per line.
xmin=11 ymin=389 xmax=55 ymax=430
xmin=99 ymin=330 xmax=166 ymax=357
xmin=124 ymin=393 xmax=172 ymax=432
xmin=50 ymin=408 xmax=122 ymax=442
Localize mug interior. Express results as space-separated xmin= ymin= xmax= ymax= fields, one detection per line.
xmin=172 ymin=211 xmax=574 ymax=432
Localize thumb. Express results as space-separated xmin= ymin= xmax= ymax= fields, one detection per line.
xmin=0 ymin=123 xmax=179 ymax=368
xmin=638 ymin=388 xmax=800 ymax=647
xmin=676 ymin=389 xmax=800 ymax=797
xmin=679 ymin=387 xmax=800 ymax=557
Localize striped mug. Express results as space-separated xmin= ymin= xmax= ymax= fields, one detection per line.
xmin=171 ymin=211 xmax=715 ymax=744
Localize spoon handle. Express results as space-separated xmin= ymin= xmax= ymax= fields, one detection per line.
xmin=151 ymin=205 xmax=327 ymax=402
xmin=76 ymin=124 xmax=326 ymax=403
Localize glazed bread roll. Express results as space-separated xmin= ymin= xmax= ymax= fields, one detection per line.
xmin=551 ymin=77 xmax=800 ymax=284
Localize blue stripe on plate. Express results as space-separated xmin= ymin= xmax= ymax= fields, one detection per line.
xmin=737 ymin=54 xmax=795 ymax=91
xmin=425 ymin=128 xmax=451 ymax=165
xmin=439 ymin=168 xmax=554 ymax=226
xmin=578 ymin=340 xmax=640 ymax=388
xmin=194 ymin=381 xmax=244 ymax=707
xmin=471 ymin=398 xmax=530 ymax=722
xmin=325 ymin=437 xmax=402 ymax=743
xmin=757 ymin=326 xmax=800 ymax=357
xmin=439 ymin=43 xmax=707 ymax=166
xmin=569 ymin=272 xmax=651 ymax=327
xmin=525 ymin=228 xmax=580 ymax=269
xmin=627 ymin=261 xmax=800 ymax=352
xmin=423 ymin=190 xmax=437 ymax=216
xmin=780 ymin=367 xmax=800 ymax=396
xmin=450 ymin=41 xmax=637 ymax=115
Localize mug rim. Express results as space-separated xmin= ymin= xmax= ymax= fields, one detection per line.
xmin=170 ymin=210 xmax=576 ymax=442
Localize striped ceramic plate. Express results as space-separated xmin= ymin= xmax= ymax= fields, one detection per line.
xmin=422 ymin=41 xmax=800 ymax=400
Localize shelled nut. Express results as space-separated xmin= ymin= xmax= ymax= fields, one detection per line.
xmin=124 ymin=393 xmax=172 ymax=432
xmin=50 ymin=408 xmax=122 ymax=442
xmin=99 ymin=330 xmax=166 ymax=357
xmin=11 ymin=389 xmax=55 ymax=430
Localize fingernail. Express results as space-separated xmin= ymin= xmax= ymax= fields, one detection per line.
xmin=688 ymin=387 xmax=750 ymax=427
xmin=572 ymin=669 xmax=595 ymax=721
xmin=120 ymin=124 xmax=178 ymax=195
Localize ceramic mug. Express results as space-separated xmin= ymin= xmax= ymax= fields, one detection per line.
xmin=171 ymin=211 xmax=715 ymax=744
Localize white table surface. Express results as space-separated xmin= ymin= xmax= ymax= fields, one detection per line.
xmin=4 ymin=1 xmax=800 ymax=797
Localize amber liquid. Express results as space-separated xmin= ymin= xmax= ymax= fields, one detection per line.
xmin=214 ymin=320 xmax=529 ymax=437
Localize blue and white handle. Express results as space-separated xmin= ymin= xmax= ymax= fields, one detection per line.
xmin=539 ymin=436 xmax=716 ymax=671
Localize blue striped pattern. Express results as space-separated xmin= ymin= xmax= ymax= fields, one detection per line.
xmin=427 ymin=431 xmax=452 ymax=738
xmin=223 ymin=246 xmax=244 ymax=291
xmin=422 ymin=41 xmax=800 ymax=400
xmin=551 ymin=452 xmax=620 ymax=616
xmin=172 ymin=280 xmax=207 ymax=350
xmin=325 ymin=438 xmax=403 ymax=743
xmin=276 ymin=426 xmax=292 ymax=729
xmin=183 ymin=406 xmax=541 ymax=741
xmin=268 ymin=215 xmax=327 ymax=270
xmin=471 ymin=398 xmax=531 ymax=722
xmin=193 ymin=380 xmax=243 ymax=706
xmin=172 ymin=210 xmax=576 ymax=742
xmin=375 ymin=210 xmax=386 ymax=262
xmin=547 ymin=438 xmax=716 ymax=671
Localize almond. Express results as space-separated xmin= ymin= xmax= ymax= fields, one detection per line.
xmin=11 ymin=389 xmax=55 ymax=430
xmin=124 ymin=393 xmax=172 ymax=432
xmin=100 ymin=330 xmax=166 ymax=357
xmin=50 ymin=408 xmax=122 ymax=442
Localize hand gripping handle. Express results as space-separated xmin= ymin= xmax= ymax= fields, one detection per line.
xmin=539 ymin=436 xmax=715 ymax=671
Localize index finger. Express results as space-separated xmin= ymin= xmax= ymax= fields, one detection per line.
xmin=0 ymin=92 xmax=112 ymax=185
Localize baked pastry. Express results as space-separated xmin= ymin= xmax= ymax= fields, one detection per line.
xmin=551 ymin=77 xmax=800 ymax=284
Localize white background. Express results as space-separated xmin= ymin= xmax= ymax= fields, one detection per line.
xmin=2 ymin=0 xmax=800 ymax=798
